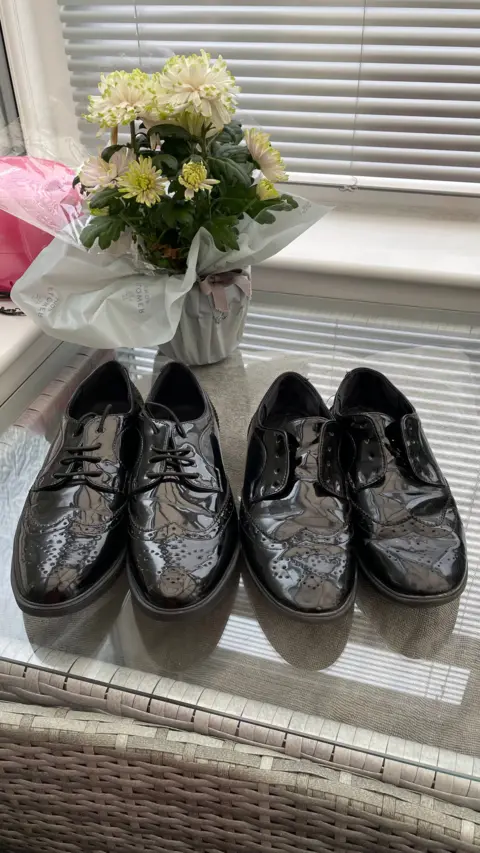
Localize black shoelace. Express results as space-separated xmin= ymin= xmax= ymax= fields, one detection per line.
xmin=36 ymin=406 xmax=112 ymax=491
xmin=132 ymin=402 xmax=201 ymax=493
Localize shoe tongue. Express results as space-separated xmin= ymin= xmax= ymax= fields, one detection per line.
xmin=74 ymin=404 xmax=114 ymax=430
xmin=365 ymin=412 xmax=395 ymax=431
xmin=281 ymin=415 xmax=328 ymax=446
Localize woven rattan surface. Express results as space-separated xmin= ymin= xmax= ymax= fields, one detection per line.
xmin=0 ymin=304 xmax=480 ymax=807
xmin=0 ymin=651 xmax=479 ymax=813
xmin=0 ymin=702 xmax=478 ymax=853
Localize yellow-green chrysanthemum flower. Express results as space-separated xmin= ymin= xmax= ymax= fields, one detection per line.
xmin=256 ymin=179 xmax=280 ymax=200
xmin=86 ymin=69 xmax=152 ymax=128
xmin=244 ymin=128 xmax=288 ymax=183
xmin=178 ymin=161 xmax=219 ymax=200
xmin=118 ymin=157 xmax=167 ymax=206
xmin=150 ymin=50 xmax=240 ymax=130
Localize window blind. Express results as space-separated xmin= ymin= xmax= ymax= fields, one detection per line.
xmin=58 ymin=1 xmax=480 ymax=193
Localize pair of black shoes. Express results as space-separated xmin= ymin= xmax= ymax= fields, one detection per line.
xmin=12 ymin=360 xmax=238 ymax=619
xmin=241 ymin=368 xmax=467 ymax=620
xmin=12 ymin=361 xmax=467 ymax=623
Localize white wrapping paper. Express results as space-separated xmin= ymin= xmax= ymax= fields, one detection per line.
xmin=159 ymin=269 xmax=251 ymax=365
xmin=12 ymin=197 xmax=330 ymax=349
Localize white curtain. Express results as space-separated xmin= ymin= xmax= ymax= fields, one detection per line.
xmin=0 ymin=25 xmax=24 ymax=156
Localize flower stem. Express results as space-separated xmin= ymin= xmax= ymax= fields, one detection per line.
xmin=130 ymin=120 xmax=137 ymax=154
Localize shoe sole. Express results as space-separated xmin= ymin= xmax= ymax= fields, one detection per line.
xmin=358 ymin=556 xmax=468 ymax=607
xmin=127 ymin=544 xmax=241 ymax=622
xmin=242 ymin=551 xmax=357 ymax=623
xmin=11 ymin=535 xmax=127 ymax=618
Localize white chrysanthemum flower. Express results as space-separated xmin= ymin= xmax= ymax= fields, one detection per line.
xmin=118 ymin=157 xmax=168 ymax=206
xmin=150 ymin=50 xmax=240 ymax=130
xmin=86 ymin=69 xmax=152 ymax=128
xmin=178 ymin=161 xmax=219 ymax=200
xmin=244 ymin=128 xmax=288 ymax=183
xmin=78 ymin=147 xmax=135 ymax=193
xmin=256 ymin=179 xmax=280 ymax=200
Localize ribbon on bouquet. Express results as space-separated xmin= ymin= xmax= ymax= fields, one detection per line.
xmin=199 ymin=269 xmax=252 ymax=313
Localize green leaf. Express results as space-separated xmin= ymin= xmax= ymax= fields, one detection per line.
xmin=135 ymin=148 xmax=158 ymax=158
xmin=100 ymin=144 xmax=126 ymax=162
xmin=216 ymin=120 xmax=243 ymax=145
xmin=160 ymin=137 xmax=192 ymax=164
xmin=80 ymin=216 xmax=126 ymax=250
xmin=281 ymin=193 xmax=299 ymax=210
xmin=217 ymin=197 xmax=249 ymax=216
xmin=213 ymin=142 xmax=251 ymax=164
xmin=148 ymin=123 xmax=192 ymax=141
xmin=254 ymin=209 xmax=276 ymax=225
xmin=88 ymin=187 xmax=120 ymax=210
xmin=247 ymin=194 xmax=297 ymax=223
xmin=157 ymin=200 xmax=194 ymax=229
xmin=159 ymin=202 xmax=179 ymax=230
xmin=152 ymin=152 xmax=178 ymax=173
xmin=205 ymin=216 xmax=240 ymax=252
xmin=208 ymin=156 xmax=252 ymax=188
xmin=72 ymin=175 xmax=80 ymax=188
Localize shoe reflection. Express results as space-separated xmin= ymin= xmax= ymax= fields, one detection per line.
xmin=117 ymin=565 xmax=240 ymax=673
xmin=242 ymin=558 xmax=353 ymax=671
xmin=22 ymin=573 xmax=129 ymax=660
xmin=356 ymin=574 xmax=459 ymax=659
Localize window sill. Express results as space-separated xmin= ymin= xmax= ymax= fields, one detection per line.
xmin=0 ymin=311 xmax=77 ymax=428
xmin=257 ymin=202 xmax=480 ymax=316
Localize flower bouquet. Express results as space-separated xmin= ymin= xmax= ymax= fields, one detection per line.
xmin=11 ymin=51 xmax=329 ymax=360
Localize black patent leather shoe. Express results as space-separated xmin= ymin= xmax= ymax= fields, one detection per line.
xmin=11 ymin=360 xmax=142 ymax=617
xmin=333 ymin=367 xmax=467 ymax=605
xmin=127 ymin=362 xmax=239 ymax=619
xmin=240 ymin=372 xmax=356 ymax=620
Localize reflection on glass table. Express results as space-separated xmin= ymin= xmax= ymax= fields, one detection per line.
xmin=0 ymin=302 xmax=479 ymax=787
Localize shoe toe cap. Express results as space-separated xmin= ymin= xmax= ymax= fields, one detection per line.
xmin=15 ymin=527 xmax=108 ymax=605
xmin=245 ymin=539 xmax=353 ymax=615
xmin=367 ymin=530 xmax=467 ymax=597
xmin=131 ymin=537 xmax=225 ymax=608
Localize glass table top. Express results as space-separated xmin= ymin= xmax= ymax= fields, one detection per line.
xmin=1 ymin=298 xmax=480 ymax=780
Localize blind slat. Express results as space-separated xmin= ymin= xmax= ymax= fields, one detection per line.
xmin=67 ymin=59 xmax=480 ymax=82
xmin=59 ymin=1 xmax=480 ymax=192
xmin=70 ymin=73 xmax=480 ymax=98
xmin=61 ymin=5 xmax=366 ymax=24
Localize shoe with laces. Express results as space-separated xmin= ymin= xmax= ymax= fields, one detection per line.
xmin=240 ymin=372 xmax=356 ymax=620
xmin=127 ymin=361 xmax=239 ymax=619
xmin=11 ymin=360 xmax=142 ymax=616
xmin=333 ymin=367 xmax=468 ymax=605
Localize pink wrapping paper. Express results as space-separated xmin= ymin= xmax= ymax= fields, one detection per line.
xmin=0 ymin=156 xmax=82 ymax=292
